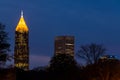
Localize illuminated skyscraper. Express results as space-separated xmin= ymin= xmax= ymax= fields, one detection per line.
xmin=54 ymin=36 xmax=74 ymax=57
xmin=14 ymin=11 xmax=29 ymax=70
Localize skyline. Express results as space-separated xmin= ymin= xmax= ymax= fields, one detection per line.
xmin=0 ymin=0 xmax=120 ymax=69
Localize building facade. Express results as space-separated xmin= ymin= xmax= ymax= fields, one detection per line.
xmin=14 ymin=11 xmax=29 ymax=70
xmin=54 ymin=36 xmax=74 ymax=57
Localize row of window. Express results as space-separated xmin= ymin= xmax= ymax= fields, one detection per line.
xmin=15 ymin=63 xmax=29 ymax=67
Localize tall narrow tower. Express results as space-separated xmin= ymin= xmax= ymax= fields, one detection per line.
xmin=14 ymin=11 xmax=29 ymax=70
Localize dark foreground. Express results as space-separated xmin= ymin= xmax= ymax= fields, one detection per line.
xmin=1 ymin=59 xmax=120 ymax=80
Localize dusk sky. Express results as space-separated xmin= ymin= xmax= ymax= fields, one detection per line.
xmin=0 ymin=0 xmax=120 ymax=69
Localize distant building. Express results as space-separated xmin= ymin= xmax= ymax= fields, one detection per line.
xmin=99 ymin=55 xmax=117 ymax=62
xmin=100 ymin=55 xmax=116 ymax=60
xmin=54 ymin=36 xmax=74 ymax=57
xmin=14 ymin=11 xmax=29 ymax=70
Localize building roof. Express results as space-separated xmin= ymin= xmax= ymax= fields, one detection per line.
xmin=15 ymin=11 xmax=28 ymax=33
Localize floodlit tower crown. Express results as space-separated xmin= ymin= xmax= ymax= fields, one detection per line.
xmin=14 ymin=11 xmax=29 ymax=70
xmin=15 ymin=11 xmax=28 ymax=32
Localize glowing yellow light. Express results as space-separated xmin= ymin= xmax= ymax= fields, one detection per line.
xmin=16 ymin=11 xmax=28 ymax=32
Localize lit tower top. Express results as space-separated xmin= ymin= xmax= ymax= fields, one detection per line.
xmin=15 ymin=11 xmax=29 ymax=32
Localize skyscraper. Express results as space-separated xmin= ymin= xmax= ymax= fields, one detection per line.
xmin=14 ymin=11 xmax=29 ymax=70
xmin=54 ymin=36 xmax=74 ymax=57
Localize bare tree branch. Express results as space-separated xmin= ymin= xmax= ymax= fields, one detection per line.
xmin=77 ymin=43 xmax=106 ymax=65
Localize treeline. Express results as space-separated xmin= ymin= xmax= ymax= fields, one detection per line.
xmin=1 ymin=54 xmax=120 ymax=80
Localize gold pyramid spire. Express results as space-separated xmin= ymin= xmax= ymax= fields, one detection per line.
xmin=15 ymin=11 xmax=29 ymax=32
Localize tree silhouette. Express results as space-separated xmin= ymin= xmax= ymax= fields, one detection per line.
xmin=77 ymin=43 xmax=106 ymax=65
xmin=48 ymin=54 xmax=79 ymax=80
xmin=49 ymin=54 xmax=77 ymax=72
xmin=0 ymin=23 xmax=10 ymax=67
xmin=97 ymin=58 xmax=120 ymax=80
xmin=80 ymin=58 xmax=120 ymax=80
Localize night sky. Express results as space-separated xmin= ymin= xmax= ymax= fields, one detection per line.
xmin=0 ymin=0 xmax=120 ymax=69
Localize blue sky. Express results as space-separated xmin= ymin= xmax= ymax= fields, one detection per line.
xmin=0 ymin=0 xmax=120 ymax=69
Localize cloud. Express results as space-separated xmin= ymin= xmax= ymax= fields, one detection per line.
xmin=30 ymin=54 xmax=51 ymax=69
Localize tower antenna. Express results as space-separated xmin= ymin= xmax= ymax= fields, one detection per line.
xmin=21 ymin=10 xmax=23 ymax=17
